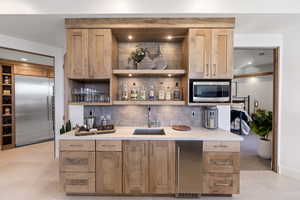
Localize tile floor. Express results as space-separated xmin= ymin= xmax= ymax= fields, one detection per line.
xmin=0 ymin=141 xmax=300 ymax=200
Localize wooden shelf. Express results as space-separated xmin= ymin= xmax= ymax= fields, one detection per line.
xmin=2 ymin=83 xmax=12 ymax=86
xmin=112 ymin=69 xmax=186 ymax=77
xmin=2 ymin=104 xmax=12 ymax=106
xmin=2 ymin=73 xmax=12 ymax=76
xmin=2 ymin=94 xmax=12 ymax=96
xmin=3 ymin=124 xmax=12 ymax=127
xmin=113 ymin=100 xmax=185 ymax=106
xmin=69 ymin=102 xmax=111 ymax=106
xmin=2 ymin=134 xmax=12 ymax=137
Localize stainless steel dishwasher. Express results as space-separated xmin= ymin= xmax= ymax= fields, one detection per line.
xmin=176 ymin=141 xmax=203 ymax=197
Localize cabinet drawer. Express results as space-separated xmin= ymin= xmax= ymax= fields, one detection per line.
xmin=96 ymin=140 xmax=122 ymax=151
xmin=203 ymin=152 xmax=240 ymax=173
xmin=203 ymin=141 xmax=240 ymax=152
xmin=60 ymin=152 xmax=95 ymax=172
xmin=203 ymin=173 xmax=239 ymax=194
xmin=60 ymin=140 xmax=95 ymax=151
xmin=60 ymin=172 xmax=95 ymax=194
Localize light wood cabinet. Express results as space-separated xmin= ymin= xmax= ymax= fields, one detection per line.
xmin=189 ymin=29 xmax=233 ymax=79
xmin=96 ymin=152 xmax=122 ymax=194
xmin=202 ymin=173 xmax=239 ymax=194
xmin=60 ymin=140 xmax=95 ymax=152
xmin=203 ymin=152 xmax=240 ymax=173
xmin=66 ymin=29 xmax=89 ymax=79
xmin=123 ymin=141 xmax=149 ymax=194
xmin=66 ymin=29 xmax=113 ymax=79
xmin=60 ymin=172 xmax=95 ymax=194
xmin=60 ymin=151 xmax=96 ymax=172
xmin=149 ymin=141 xmax=175 ymax=194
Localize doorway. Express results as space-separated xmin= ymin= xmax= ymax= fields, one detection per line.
xmin=232 ymin=47 xmax=279 ymax=172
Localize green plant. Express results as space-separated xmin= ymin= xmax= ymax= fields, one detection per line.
xmin=128 ymin=45 xmax=148 ymax=64
xmin=250 ymin=109 xmax=272 ymax=140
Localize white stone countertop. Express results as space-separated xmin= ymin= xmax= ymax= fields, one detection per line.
xmin=58 ymin=126 xmax=243 ymax=141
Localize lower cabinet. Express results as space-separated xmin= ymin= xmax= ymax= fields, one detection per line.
xmin=60 ymin=172 xmax=95 ymax=194
xmin=202 ymin=173 xmax=240 ymax=194
xmin=123 ymin=140 xmax=149 ymax=194
xmin=96 ymin=152 xmax=122 ymax=194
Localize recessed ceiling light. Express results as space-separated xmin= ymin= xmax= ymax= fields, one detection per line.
xmin=248 ymin=61 xmax=253 ymax=65
xmin=21 ymin=58 xmax=28 ymax=61
xmin=128 ymin=73 xmax=132 ymax=77
xmin=168 ymin=74 xmax=172 ymax=77
xmin=167 ymin=35 xmax=173 ymax=40
xmin=128 ymin=35 xmax=133 ymax=40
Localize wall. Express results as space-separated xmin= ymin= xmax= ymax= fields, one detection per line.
xmin=0 ymin=33 xmax=65 ymax=157
xmin=234 ymin=76 xmax=273 ymax=114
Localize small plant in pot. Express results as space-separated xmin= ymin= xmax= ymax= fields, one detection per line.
xmin=250 ymin=109 xmax=272 ymax=159
xmin=128 ymin=45 xmax=148 ymax=69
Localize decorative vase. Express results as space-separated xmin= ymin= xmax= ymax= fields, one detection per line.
xmin=257 ymin=135 xmax=272 ymax=159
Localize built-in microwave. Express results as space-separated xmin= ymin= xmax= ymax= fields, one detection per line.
xmin=189 ymin=79 xmax=231 ymax=103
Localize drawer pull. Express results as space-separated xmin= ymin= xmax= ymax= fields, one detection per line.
xmin=66 ymin=179 xmax=88 ymax=186
xmin=213 ymin=144 xmax=228 ymax=148
xmin=212 ymin=160 xmax=233 ymax=166
xmin=69 ymin=144 xmax=83 ymax=147
xmin=101 ymin=145 xmax=116 ymax=147
xmin=215 ymin=182 xmax=231 ymax=187
xmin=64 ymin=158 xmax=88 ymax=165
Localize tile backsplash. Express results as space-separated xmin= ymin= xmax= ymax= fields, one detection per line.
xmin=84 ymin=106 xmax=204 ymax=127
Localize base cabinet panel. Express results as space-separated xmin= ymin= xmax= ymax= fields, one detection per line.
xmin=149 ymin=141 xmax=175 ymax=194
xmin=60 ymin=151 xmax=96 ymax=172
xmin=96 ymin=152 xmax=122 ymax=194
xmin=203 ymin=152 xmax=240 ymax=173
xmin=61 ymin=172 xmax=95 ymax=194
xmin=202 ymin=173 xmax=240 ymax=194
xmin=123 ymin=141 xmax=149 ymax=194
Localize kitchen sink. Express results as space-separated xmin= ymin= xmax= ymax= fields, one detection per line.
xmin=133 ymin=128 xmax=166 ymax=135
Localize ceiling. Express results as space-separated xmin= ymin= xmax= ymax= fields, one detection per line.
xmin=0 ymin=14 xmax=300 ymax=48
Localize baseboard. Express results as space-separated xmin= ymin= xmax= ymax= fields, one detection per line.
xmin=279 ymin=165 xmax=300 ymax=180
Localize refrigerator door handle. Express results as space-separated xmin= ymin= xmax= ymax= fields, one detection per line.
xmin=46 ymin=96 xmax=50 ymax=121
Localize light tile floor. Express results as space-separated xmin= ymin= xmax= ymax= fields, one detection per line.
xmin=0 ymin=141 xmax=300 ymax=200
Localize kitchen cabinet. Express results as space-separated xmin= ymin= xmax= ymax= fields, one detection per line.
xmin=149 ymin=141 xmax=175 ymax=194
xmin=96 ymin=152 xmax=122 ymax=194
xmin=66 ymin=29 xmax=113 ymax=79
xmin=189 ymin=29 xmax=233 ymax=79
xmin=123 ymin=141 xmax=149 ymax=194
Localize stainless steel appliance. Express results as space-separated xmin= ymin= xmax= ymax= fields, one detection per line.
xmin=204 ymin=106 xmax=219 ymax=129
xmin=15 ymin=75 xmax=54 ymax=146
xmin=176 ymin=141 xmax=203 ymax=197
xmin=190 ymin=80 xmax=231 ymax=103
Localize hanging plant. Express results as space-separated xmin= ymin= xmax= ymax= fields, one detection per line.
xmin=128 ymin=45 xmax=148 ymax=64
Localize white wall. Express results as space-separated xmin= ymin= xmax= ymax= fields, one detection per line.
xmin=234 ymin=76 xmax=273 ymax=114
xmin=0 ymin=33 xmax=65 ymax=157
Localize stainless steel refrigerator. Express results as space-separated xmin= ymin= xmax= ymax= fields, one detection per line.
xmin=15 ymin=75 xmax=54 ymax=146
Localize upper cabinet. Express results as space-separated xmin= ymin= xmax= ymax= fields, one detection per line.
xmin=189 ymin=29 xmax=233 ymax=79
xmin=66 ymin=29 xmax=114 ymax=79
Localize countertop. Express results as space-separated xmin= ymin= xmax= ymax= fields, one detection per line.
xmin=58 ymin=126 xmax=243 ymax=142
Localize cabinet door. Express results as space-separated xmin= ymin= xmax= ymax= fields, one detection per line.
xmin=96 ymin=152 xmax=122 ymax=194
xmin=149 ymin=141 xmax=175 ymax=194
xmin=66 ymin=29 xmax=89 ymax=79
xmin=188 ymin=29 xmax=211 ymax=79
xmin=60 ymin=151 xmax=95 ymax=172
xmin=89 ymin=29 xmax=112 ymax=79
xmin=211 ymin=29 xmax=233 ymax=79
xmin=123 ymin=141 xmax=149 ymax=194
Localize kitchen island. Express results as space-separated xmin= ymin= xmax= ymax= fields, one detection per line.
xmin=58 ymin=127 xmax=243 ymax=197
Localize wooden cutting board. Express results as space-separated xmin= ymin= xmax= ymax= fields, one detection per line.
xmin=172 ymin=125 xmax=191 ymax=131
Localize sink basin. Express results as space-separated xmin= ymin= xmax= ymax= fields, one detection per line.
xmin=133 ymin=128 xmax=166 ymax=135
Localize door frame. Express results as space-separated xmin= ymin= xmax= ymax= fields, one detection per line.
xmin=234 ymin=47 xmax=280 ymax=173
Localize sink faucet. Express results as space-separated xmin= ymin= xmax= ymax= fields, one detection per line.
xmin=147 ymin=105 xmax=160 ymax=128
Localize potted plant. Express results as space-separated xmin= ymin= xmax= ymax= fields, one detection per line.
xmin=128 ymin=45 xmax=147 ymax=69
xmin=250 ymin=109 xmax=272 ymax=159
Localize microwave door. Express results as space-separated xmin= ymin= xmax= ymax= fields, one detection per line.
xmin=192 ymin=82 xmax=230 ymax=102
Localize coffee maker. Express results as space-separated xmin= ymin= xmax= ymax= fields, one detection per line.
xmin=203 ymin=106 xmax=218 ymax=129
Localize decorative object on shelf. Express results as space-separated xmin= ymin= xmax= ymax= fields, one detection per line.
xmin=3 ymin=90 xmax=11 ymax=95
xmin=153 ymin=45 xmax=168 ymax=70
xmin=250 ymin=109 xmax=272 ymax=159
xmin=128 ymin=45 xmax=147 ymax=69
xmin=71 ymin=87 xmax=110 ymax=103
xmin=60 ymin=125 xmax=66 ymax=135
xmin=173 ymin=82 xmax=182 ymax=100
xmin=65 ymin=120 xmax=72 ymax=132
xmin=4 ymin=107 xmax=11 ymax=115
xmin=3 ymin=76 xmax=10 ymax=84
xmin=137 ymin=51 xmax=155 ymax=69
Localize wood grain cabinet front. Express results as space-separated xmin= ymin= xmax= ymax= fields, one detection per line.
xmin=96 ymin=152 xmax=122 ymax=194
xmin=60 ymin=140 xmax=95 ymax=152
xmin=202 ymin=173 xmax=240 ymax=194
xmin=60 ymin=172 xmax=95 ymax=194
xmin=203 ymin=152 xmax=240 ymax=173
xmin=60 ymin=151 xmax=96 ymax=172
xmin=96 ymin=140 xmax=122 ymax=151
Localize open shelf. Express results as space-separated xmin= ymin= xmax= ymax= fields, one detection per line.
xmin=113 ymin=100 xmax=185 ymax=106
xmin=113 ymin=69 xmax=186 ymax=77
xmin=69 ymin=102 xmax=112 ymax=106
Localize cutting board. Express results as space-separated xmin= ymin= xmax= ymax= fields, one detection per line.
xmin=172 ymin=125 xmax=191 ymax=131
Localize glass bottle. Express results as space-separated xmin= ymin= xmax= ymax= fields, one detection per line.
xmin=130 ymin=82 xmax=138 ymax=100
xmin=149 ymin=85 xmax=155 ymax=100
xmin=139 ymin=85 xmax=146 ymax=100
xmin=173 ymin=82 xmax=181 ymax=100
xmin=165 ymin=86 xmax=172 ymax=100
xmin=158 ymin=82 xmax=165 ymax=100
xmin=121 ymin=83 xmax=129 ymax=101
